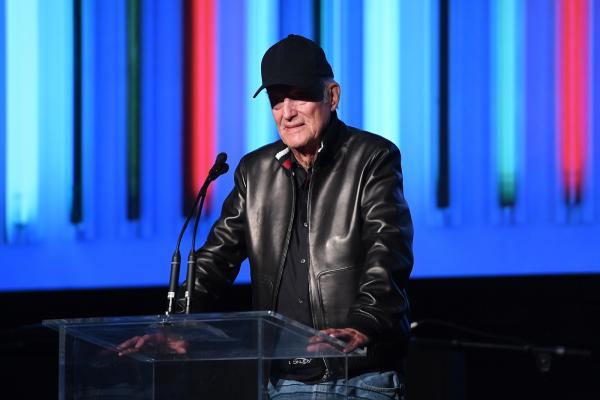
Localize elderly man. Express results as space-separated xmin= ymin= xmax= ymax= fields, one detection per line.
xmin=193 ymin=34 xmax=413 ymax=399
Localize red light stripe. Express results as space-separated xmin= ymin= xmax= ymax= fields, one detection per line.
xmin=559 ymin=0 xmax=589 ymax=205
xmin=184 ymin=0 xmax=216 ymax=214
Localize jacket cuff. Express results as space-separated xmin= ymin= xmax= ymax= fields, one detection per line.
xmin=347 ymin=313 xmax=383 ymax=342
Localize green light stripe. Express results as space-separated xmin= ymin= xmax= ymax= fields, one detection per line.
xmin=127 ymin=0 xmax=141 ymax=220
xmin=494 ymin=0 xmax=520 ymax=207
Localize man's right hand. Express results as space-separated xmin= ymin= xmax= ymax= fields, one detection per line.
xmin=307 ymin=328 xmax=369 ymax=353
xmin=116 ymin=332 xmax=188 ymax=356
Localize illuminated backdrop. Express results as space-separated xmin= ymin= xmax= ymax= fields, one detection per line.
xmin=1 ymin=0 xmax=599 ymax=291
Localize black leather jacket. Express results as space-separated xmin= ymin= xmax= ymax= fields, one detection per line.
xmin=192 ymin=113 xmax=413 ymax=372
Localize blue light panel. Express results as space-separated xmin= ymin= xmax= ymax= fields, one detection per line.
xmin=218 ymin=0 xmax=251 ymax=283
xmin=38 ymin=0 xmax=74 ymax=240
xmin=6 ymin=0 xmax=40 ymax=243
xmin=363 ymin=0 xmax=400 ymax=144
xmin=245 ymin=0 xmax=279 ymax=152
xmin=278 ymin=0 xmax=314 ymax=39
xmin=0 ymin=0 xmax=6 ymax=243
xmin=151 ymin=0 xmax=183 ymax=237
xmin=398 ymin=0 xmax=436 ymax=224
xmin=524 ymin=0 xmax=556 ymax=224
xmin=319 ymin=0 xmax=364 ymax=128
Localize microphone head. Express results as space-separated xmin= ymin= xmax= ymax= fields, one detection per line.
xmin=209 ymin=163 xmax=229 ymax=180
xmin=209 ymin=153 xmax=229 ymax=180
xmin=213 ymin=163 xmax=229 ymax=179
xmin=216 ymin=152 xmax=227 ymax=164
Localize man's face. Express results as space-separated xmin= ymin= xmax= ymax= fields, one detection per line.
xmin=268 ymin=85 xmax=333 ymax=153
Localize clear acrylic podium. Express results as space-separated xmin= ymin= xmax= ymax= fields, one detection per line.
xmin=44 ymin=311 xmax=365 ymax=399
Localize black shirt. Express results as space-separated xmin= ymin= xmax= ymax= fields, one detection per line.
xmin=275 ymin=160 xmax=326 ymax=381
xmin=276 ymin=161 xmax=312 ymax=327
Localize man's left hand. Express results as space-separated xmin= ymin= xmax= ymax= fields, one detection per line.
xmin=307 ymin=328 xmax=369 ymax=353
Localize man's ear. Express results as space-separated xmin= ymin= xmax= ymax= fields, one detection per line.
xmin=329 ymin=83 xmax=341 ymax=112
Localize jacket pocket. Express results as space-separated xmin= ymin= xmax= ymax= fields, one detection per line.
xmin=316 ymin=265 xmax=361 ymax=327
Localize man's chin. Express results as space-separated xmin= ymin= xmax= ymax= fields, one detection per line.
xmin=288 ymin=142 xmax=308 ymax=151
xmin=288 ymin=143 xmax=321 ymax=157
xmin=283 ymin=136 xmax=309 ymax=150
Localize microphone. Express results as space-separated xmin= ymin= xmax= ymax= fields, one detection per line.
xmin=185 ymin=153 xmax=229 ymax=313
xmin=208 ymin=152 xmax=228 ymax=180
xmin=165 ymin=152 xmax=230 ymax=315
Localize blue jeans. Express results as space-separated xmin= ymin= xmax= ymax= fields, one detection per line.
xmin=268 ymin=370 xmax=404 ymax=400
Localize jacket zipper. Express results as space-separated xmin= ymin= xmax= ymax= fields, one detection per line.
xmin=270 ymin=170 xmax=296 ymax=309
xmin=306 ymin=168 xmax=320 ymax=329
xmin=306 ymin=166 xmax=333 ymax=380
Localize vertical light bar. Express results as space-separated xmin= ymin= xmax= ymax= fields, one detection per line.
xmin=93 ymin=0 xmax=128 ymax=238
xmin=594 ymin=0 xmax=600 ymax=222
xmin=319 ymin=0 xmax=342 ymax=87
xmin=126 ymin=0 xmax=141 ymax=220
xmin=363 ymin=0 xmax=400 ymax=144
xmin=313 ymin=0 xmax=321 ymax=45
xmin=80 ymin=0 xmax=96 ymax=237
xmin=216 ymin=0 xmax=246 ymax=208
xmin=449 ymin=0 xmax=491 ymax=225
xmin=37 ymin=0 xmax=73 ymax=239
xmin=559 ymin=0 xmax=589 ymax=206
xmin=398 ymin=0 xmax=435 ymax=225
xmin=6 ymin=0 xmax=39 ymax=242
xmin=71 ymin=0 xmax=83 ymax=225
xmin=320 ymin=0 xmax=363 ymax=128
xmin=279 ymin=0 xmax=314 ymax=39
xmin=153 ymin=0 xmax=182 ymax=234
xmin=524 ymin=0 xmax=556 ymax=223
xmin=139 ymin=0 xmax=156 ymax=237
xmin=245 ymin=0 xmax=278 ymax=151
xmin=0 ymin=0 xmax=6 ymax=242
xmin=492 ymin=0 xmax=522 ymax=208
xmin=437 ymin=0 xmax=450 ymax=209
xmin=183 ymin=0 xmax=216 ymax=213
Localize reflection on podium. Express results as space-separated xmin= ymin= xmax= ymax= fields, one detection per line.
xmin=44 ymin=311 xmax=365 ymax=399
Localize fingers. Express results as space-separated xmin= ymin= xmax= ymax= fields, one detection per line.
xmin=116 ymin=335 xmax=142 ymax=356
xmin=342 ymin=336 xmax=363 ymax=353
xmin=341 ymin=328 xmax=369 ymax=353
xmin=169 ymin=339 xmax=188 ymax=355
xmin=306 ymin=328 xmax=369 ymax=353
xmin=306 ymin=341 xmax=335 ymax=352
xmin=135 ymin=334 xmax=152 ymax=349
xmin=116 ymin=334 xmax=154 ymax=356
xmin=117 ymin=335 xmax=141 ymax=349
xmin=307 ymin=330 xmax=336 ymax=352
xmin=117 ymin=333 xmax=187 ymax=356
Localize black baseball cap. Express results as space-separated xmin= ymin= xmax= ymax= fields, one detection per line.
xmin=252 ymin=34 xmax=334 ymax=98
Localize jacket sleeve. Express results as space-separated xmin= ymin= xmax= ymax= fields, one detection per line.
xmin=347 ymin=143 xmax=414 ymax=340
xmin=179 ymin=159 xmax=249 ymax=312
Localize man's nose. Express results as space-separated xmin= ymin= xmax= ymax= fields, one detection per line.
xmin=282 ymin=98 xmax=297 ymax=119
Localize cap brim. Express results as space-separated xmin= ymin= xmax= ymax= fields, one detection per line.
xmin=252 ymin=77 xmax=324 ymax=99
xmin=252 ymin=85 xmax=266 ymax=98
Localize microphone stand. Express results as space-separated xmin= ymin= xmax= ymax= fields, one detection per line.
xmin=165 ymin=153 xmax=229 ymax=315
xmin=185 ymin=183 xmax=209 ymax=315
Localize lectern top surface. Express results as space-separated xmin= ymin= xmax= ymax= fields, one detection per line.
xmin=43 ymin=311 xmax=366 ymax=362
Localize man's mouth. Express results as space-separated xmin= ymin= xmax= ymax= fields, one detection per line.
xmin=285 ymin=123 xmax=304 ymax=131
